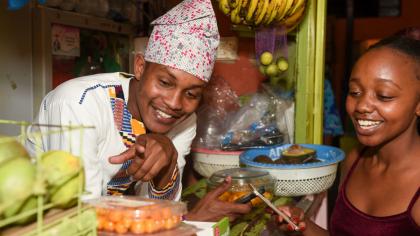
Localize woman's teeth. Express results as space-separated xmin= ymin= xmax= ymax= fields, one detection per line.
xmin=156 ymin=109 xmax=172 ymax=119
xmin=357 ymin=119 xmax=381 ymax=129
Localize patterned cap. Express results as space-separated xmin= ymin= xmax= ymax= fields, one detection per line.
xmin=144 ymin=0 xmax=220 ymax=82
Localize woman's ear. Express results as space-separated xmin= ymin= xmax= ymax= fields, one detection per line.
xmin=416 ymin=103 xmax=420 ymax=117
xmin=134 ymin=54 xmax=146 ymax=81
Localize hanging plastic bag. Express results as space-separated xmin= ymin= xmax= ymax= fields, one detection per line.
xmin=193 ymin=76 xmax=240 ymax=150
xmin=220 ymin=90 xmax=292 ymax=150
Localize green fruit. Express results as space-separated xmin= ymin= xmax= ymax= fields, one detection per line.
xmin=270 ymin=76 xmax=282 ymax=86
xmin=258 ymin=65 xmax=267 ymax=75
xmin=5 ymin=196 xmax=39 ymax=225
xmin=0 ymin=135 xmax=29 ymax=166
xmin=277 ymin=57 xmax=289 ymax=72
xmin=273 ymin=196 xmax=293 ymax=207
xmin=0 ymin=158 xmax=36 ymax=216
xmin=266 ymin=63 xmax=279 ymax=77
xmin=50 ymin=172 xmax=84 ymax=208
xmin=76 ymin=209 xmax=97 ymax=233
xmin=259 ymin=51 xmax=273 ymax=66
xmin=41 ymin=150 xmax=81 ymax=190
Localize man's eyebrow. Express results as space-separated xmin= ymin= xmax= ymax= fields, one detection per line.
xmin=159 ymin=66 xmax=206 ymax=89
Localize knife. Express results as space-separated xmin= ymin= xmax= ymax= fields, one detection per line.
xmin=249 ymin=183 xmax=300 ymax=231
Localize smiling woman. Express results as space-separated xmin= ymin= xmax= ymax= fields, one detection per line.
xmin=329 ymin=32 xmax=420 ymax=236
xmin=346 ymin=46 xmax=419 ymax=146
xmin=347 ymin=34 xmax=420 ymax=145
xmin=273 ymin=30 xmax=420 ymax=236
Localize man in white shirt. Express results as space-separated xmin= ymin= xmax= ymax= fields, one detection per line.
xmin=27 ymin=0 xmax=250 ymax=222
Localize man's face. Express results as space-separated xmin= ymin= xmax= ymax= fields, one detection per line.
xmin=134 ymin=62 xmax=206 ymax=134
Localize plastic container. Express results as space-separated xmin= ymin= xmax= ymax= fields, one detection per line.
xmin=240 ymin=144 xmax=345 ymax=196
xmin=86 ymin=196 xmax=187 ymax=235
xmin=208 ymin=168 xmax=274 ymax=206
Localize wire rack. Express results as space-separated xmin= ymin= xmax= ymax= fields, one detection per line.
xmin=0 ymin=119 xmax=97 ymax=236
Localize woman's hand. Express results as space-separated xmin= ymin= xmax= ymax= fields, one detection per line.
xmin=269 ymin=205 xmax=306 ymax=232
xmin=184 ymin=176 xmax=252 ymax=222
xmin=109 ymin=134 xmax=178 ymax=188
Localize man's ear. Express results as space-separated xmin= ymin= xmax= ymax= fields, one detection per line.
xmin=134 ymin=54 xmax=146 ymax=81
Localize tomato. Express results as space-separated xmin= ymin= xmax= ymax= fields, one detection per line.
xmin=130 ymin=220 xmax=146 ymax=234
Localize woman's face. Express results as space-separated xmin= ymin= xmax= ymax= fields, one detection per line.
xmin=133 ymin=62 xmax=206 ymax=134
xmin=346 ymin=47 xmax=420 ymax=147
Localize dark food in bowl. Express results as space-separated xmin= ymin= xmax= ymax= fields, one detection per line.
xmin=253 ymin=155 xmax=274 ymax=164
xmin=252 ymin=145 xmax=321 ymax=164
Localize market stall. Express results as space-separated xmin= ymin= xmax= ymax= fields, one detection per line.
xmin=0 ymin=0 xmax=338 ymax=235
xmin=187 ymin=0 xmax=332 ymax=233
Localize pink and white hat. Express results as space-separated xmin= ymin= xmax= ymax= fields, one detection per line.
xmin=144 ymin=0 xmax=220 ymax=82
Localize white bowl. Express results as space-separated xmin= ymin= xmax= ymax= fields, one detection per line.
xmin=192 ymin=148 xmax=241 ymax=178
xmin=240 ymin=144 xmax=345 ymax=196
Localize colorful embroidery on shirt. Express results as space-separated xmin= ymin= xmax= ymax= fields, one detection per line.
xmin=106 ymin=85 xmax=179 ymax=199
xmin=148 ymin=166 xmax=180 ymax=200
xmin=78 ymin=84 xmax=119 ymax=105
xmin=106 ymin=85 xmax=145 ymax=195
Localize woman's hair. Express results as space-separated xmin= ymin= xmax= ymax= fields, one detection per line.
xmin=394 ymin=27 xmax=420 ymax=40
xmin=367 ymin=27 xmax=420 ymax=135
xmin=368 ymin=28 xmax=420 ymax=68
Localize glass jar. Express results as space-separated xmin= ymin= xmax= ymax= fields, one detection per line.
xmin=208 ymin=168 xmax=274 ymax=205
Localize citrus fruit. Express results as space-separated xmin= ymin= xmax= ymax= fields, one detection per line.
xmin=277 ymin=57 xmax=289 ymax=72
xmin=266 ymin=63 xmax=279 ymax=77
xmin=258 ymin=65 xmax=267 ymax=75
xmin=259 ymin=51 xmax=273 ymax=66
xmin=0 ymin=135 xmax=29 ymax=165
xmin=41 ymin=150 xmax=81 ymax=190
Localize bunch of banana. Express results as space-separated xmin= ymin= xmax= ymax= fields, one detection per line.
xmin=217 ymin=0 xmax=307 ymax=31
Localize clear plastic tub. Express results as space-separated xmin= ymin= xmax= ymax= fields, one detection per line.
xmin=207 ymin=168 xmax=274 ymax=206
xmin=85 ymin=196 xmax=187 ymax=235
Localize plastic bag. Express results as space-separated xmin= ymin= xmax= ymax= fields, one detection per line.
xmin=220 ymin=90 xmax=292 ymax=150
xmin=193 ymin=76 xmax=240 ymax=150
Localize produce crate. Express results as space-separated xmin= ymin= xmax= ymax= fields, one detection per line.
xmin=0 ymin=119 xmax=97 ymax=236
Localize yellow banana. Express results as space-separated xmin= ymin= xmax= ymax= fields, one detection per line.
xmin=253 ymin=0 xmax=264 ymax=22
xmin=262 ymin=0 xmax=276 ymax=25
xmin=283 ymin=2 xmax=306 ymax=31
xmin=245 ymin=0 xmax=259 ymax=22
xmin=242 ymin=0 xmax=249 ymax=8
xmin=230 ymin=6 xmax=241 ymax=24
xmin=231 ymin=0 xmax=243 ymax=24
xmin=273 ymin=0 xmax=290 ymax=23
xmin=219 ymin=0 xmax=231 ymax=15
xmin=255 ymin=0 xmax=270 ymax=25
xmin=264 ymin=0 xmax=282 ymax=25
xmin=235 ymin=0 xmax=244 ymax=10
xmin=287 ymin=0 xmax=305 ymax=17
xmin=276 ymin=0 xmax=295 ymax=22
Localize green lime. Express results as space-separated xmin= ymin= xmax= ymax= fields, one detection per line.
xmin=259 ymin=51 xmax=273 ymax=66
xmin=266 ymin=63 xmax=279 ymax=77
xmin=277 ymin=57 xmax=289 ymax=72
xmin=258 ymin=65 xmax=267 ymax=75
xmin=270 ymin=76 xmax=281 ymax=86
